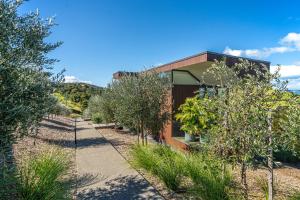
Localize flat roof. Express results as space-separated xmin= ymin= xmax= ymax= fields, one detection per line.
xmin=153 ymin=51 xmax=270 ymax=73
xmin=113 ymin=51 xmax=271 ymax=79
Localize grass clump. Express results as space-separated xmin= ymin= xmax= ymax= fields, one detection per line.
xmin=131 ymin=144 xmax=235 ymax=199
xmin=17 ymin=148 xmax=72 ymax=200
xmin=131 ymin=144 xmax=183 ymax=191
xmin=185 ymin=154 xmax=233 ymax=200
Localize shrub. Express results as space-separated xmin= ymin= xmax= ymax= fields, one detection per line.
xmin=92 ymin=113 xmax=103 ymax=124
xmin=17 ymin=148 xmax=71 ymax=200
xmin=82 ymin=108 xmax=91 ymax=120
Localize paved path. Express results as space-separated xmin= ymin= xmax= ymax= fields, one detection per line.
xmin=75 ymin=120 xmax=163 ymax=200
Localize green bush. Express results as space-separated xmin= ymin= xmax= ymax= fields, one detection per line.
xmin=17 ymin=148 xmax=72 ymax=200
xmin=92 ymin=113 xmax=103 ymax=124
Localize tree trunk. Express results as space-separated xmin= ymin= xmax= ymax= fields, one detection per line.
xmin=141 ymin=122 xmax=144 ymax=146
xmin=267 ymin=111 xmax=273 ymax=200
xmin=145 ymin=133 xmax=148 ymax=146
xmin=241 ymin=162 xmax=248 ymax=200
xmin=222 ymin=161 xmax=226 ymax=180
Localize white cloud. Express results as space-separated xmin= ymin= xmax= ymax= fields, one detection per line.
xmin=224 ymin=32 xmax=300 ymax=58
xmin=287 ymin=78 xmax=300 ymax=90
xmin=64 ymin=75 xmax=92 ymax=84
xmin=223 ymin=47 xmax=243 ymax=56
xmin=154 ymin=62 xmax=164 ymax=67
xmin=270 ymin=65 xmax=300 ymax=78
xmin=280 ymin=32 xmax=300 ymax=49
xmin=270 ymin=65 xmax=300 ymax=90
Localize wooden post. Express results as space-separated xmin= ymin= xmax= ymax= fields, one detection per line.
xmin=267 ymin=111 xmax=273 ymax=200
xmin=74 ymin=118 xmax=77 ymax=148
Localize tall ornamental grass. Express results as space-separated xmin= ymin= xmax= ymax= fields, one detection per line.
xmin=18 ymin=148 xmax=72 ymax=200
xmin=131 ymin=144 xmax=235 ymax=199
xmin=185 ymin=154 xmax=234 ymax=200
xmin=131 ymin=144 xmax=183 ymax=191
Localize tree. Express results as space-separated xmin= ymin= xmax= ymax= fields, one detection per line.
xmin=111 ymin=70 xmax=170 ymax=145
xmin=0 ymin=0 xmax=62 ymax=196
xmin=204 ymin=60 xmax=300 ymax=200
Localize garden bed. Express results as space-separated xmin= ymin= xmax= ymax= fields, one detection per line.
xmin=98 ymin=128 xmax=300 ymax=200
xmin=98 ymin=128 xmax=183 ymax=200
xmin=13 ymin=116 xmax=76 ymax=199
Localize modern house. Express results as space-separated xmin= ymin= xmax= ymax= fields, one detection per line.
xmin=113 ymin=51 xmax=270 ymax=150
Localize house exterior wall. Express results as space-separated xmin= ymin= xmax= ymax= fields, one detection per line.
xmin=160 ymin=85 xmax=200 ymax=151
xmin=113 ymin=51 xmax=271 ymax=151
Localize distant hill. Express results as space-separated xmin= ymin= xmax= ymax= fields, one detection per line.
xmin=54 ymin=83 xmax=103 ymax=113
xmin=290 ymin=90 xmax=300 ymax=95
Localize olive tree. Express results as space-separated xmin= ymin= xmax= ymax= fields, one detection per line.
xmin=85 ymin=87 xmax=116 ymax=123
xmin=0 ymin=0 xmax=62 ymax=195
xmin=204 ymin=60 xmax=300 ymax=200
xmin=111 ymin=70 xmax=170 ymax=145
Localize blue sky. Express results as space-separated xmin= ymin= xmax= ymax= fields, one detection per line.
xmin=19 ymin=0 xmax=300 ymax=89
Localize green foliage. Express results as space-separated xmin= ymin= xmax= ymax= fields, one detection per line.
xmin=53 ymin=92 xmax=83 ymax=113
xmin=51 ymin=101 xmax=71 ymax=116
xmin=91 ymin=113 xmax=103 ymax=124
xmin=289 ymin=192 xmax=300 ymax=200
xmin=108 ymin=70 xmax=170 ymax=144
xmin=55 ymin=83 xmax=103 ymax=111
xmin=131 ymin=144 xmax=235 ymax=198
xmin=17 ymin=148 xmax=72 ymax=200
xmin=131 ymin=144 xmax=183 ymax=191
xmin=176 ymin=95 xmax=216 ymax=136
xmin=185 ymin=154 xmax=234 ymax=200
xmin=202 ymin=60 xmax=300 ymax=199
xmin=0 ymin=0 xmax=63 ymax=194
xmin=84 ymin=89 xmax=115 ymax=123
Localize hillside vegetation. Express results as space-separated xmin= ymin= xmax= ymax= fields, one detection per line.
xmin=54 ymin=83 xmax=103 ymax=114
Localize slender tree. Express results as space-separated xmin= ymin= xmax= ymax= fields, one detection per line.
xmin=204 ymin=60 xmax=300 ymax=199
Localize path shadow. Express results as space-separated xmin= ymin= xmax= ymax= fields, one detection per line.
xmin=77 ymin=173 xmax=106 ymax=188
xmin=106 ymin=138 xmax=131 ymax=147
xmin=34 ymin=136 xmax=108 ymax=149
xmin=77 ymin=175 xmax=162 ymax=200
xmin=40 ymin=122 xmax=74 ymax=132
xmin=43 ymin=118 xmax=73 ymax=127
xmin=39 ymin=122 xmax=88 ymax=132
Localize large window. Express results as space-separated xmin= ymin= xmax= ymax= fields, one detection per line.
xmin=172 ymin=70 xmax=200 ymax=85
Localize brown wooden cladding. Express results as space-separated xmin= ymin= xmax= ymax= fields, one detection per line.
xmin=160 ymin=85 xmax=200 ymax=151
xmin=172 ymin=85 xmax=200 ymax=112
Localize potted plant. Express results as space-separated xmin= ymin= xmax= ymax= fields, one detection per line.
xmin=176 ymin=95 xmax=216 ymax=142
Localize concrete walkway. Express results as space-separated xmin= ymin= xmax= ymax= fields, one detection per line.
xmin=75 ymin=120 xmax=163 ymax=200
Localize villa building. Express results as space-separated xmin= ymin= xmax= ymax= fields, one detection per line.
xmin=113 ymin=51 xmax=270 ymax=150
